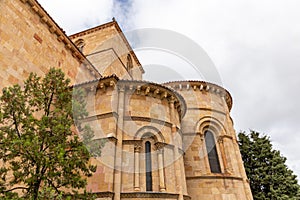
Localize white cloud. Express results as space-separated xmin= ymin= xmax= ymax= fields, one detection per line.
xmin=39 ymin=0 xmax=114 ymax=34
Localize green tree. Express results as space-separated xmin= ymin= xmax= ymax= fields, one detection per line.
xmin=238 ymin=130 xmax=300 ymax=200
xmin=0 ymin=68 xmax=101 ymax=200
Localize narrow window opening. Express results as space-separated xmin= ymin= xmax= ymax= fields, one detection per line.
xmin=145 ymin=141 xmax=153 ymax=191
xmin=127 ymin=54 xmax=133 ymax=71
xmin=205 ymin=130 xmax=221 ymax=173
xmin=74 ymin=39 xmax=85 ymax=52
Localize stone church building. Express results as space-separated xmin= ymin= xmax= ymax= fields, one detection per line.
xmin=0 ymin=0 xmax=253 ymax=199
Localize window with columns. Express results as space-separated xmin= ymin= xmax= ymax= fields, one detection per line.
xmin=133 ymin=134 xmax=166 ymax=192
xmin=204 ymin=130 xmax=221 ymax=173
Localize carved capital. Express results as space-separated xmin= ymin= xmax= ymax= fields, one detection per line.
xmin=145 ymin=86 xmax=150 ymax=95
xmin=118 ymin=85 xmax=125 ymax=92
xmin=134 ymin=144 xmax=142 ymax=152
xmin=155 ymin=142 xmax=166 ymax=151
xmin=169 ymin=96 xmax=176 ymax=104
xmin=110 ymin=80 xmax=115 ymax=87
xmin=217 ymin=137 xmax=223 ymax=144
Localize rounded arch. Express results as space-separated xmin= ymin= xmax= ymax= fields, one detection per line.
xmin=196 ymin=116 xmax=227 ymax=137
xmin=126 ymin=54 xmax=133 ymax=71
xmin=74 ymin=38 xmax=85 ymax=52
xmin=134 ymin=126 xmax=165 ymax=143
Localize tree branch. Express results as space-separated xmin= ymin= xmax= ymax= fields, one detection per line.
xmin=45 ymin=92 xmax=54 ymax=116
xmin=46 ymin=177 xmax=60 ymax=194
xmin=3 ymin=186 xmax=29 ymax=193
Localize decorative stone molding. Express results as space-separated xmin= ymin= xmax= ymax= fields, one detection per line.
xmin=183 ymin=195 xmax=192 ymax=200
xmin=78 ymin=112 xmax=119 ymax=123
xmin=186 ymin=175 xmax=243 ymax=181
xmin=155 ymin=142 xmax=167 ymax=150
xmin=93 ymin=191 xmax=114 ymax=198
xmin=187 ymin=107 xmax=227 ymax=116
xmin=107 ymin=136 xmax=118 ymax=144
xmin=122 ymin=140 xmax=143 ymax=148
xmin=134 ymin=126 xmax=165 ymax=145
xmin=117 ymin=84 xmax=125 ymax=92
xmin=124 ymin=116 xmax=174 ymax=128
xmin=134 ymin=144 xmax=142 ymax=152
xmin=196 ymin=116 xmax=227 ymax=138
xmin=119 ymin=80 xmax=187 ymax=119
xmin=92 ymin=136 xmax=117 ymax=145
xmin=154 ymin=142 xmax=184 ymax=154
xmin=120 ymin=192 xmax=179 ymax=199
xmin=217 ymin=137 xmax=224 ymax=144
xmin=163 ymin=81 xmax=233 ymax=111
xmin=73 ymin=74 xmax=119 ymax=92
xmin=182 ymin=132 xmax=199 ymax=136
xmin=219 ymin=134 xmax=233 ymax=140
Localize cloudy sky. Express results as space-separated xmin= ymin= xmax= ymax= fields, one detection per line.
xmin=39 ymin=0 xmax=300 ymax=178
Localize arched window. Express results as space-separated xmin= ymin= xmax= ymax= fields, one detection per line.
xmin=205 ymin=130 xmax=221 ymax=173
xmin=74 ymin=39 xmax=85 ymax=52
xmin=145 ymin=141 xmax=153 ymax=191
xmin=127 ymin=54 xmax=133 ymax=71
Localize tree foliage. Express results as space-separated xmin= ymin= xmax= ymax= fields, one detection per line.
xmin=0 ymin=68 xmax=101 ymax=199
xmin=238 ymin=130 xmax=300 ymax=200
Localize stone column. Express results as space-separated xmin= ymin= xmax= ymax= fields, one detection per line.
xmin=169 ymin=97 xmax=184 ymax=200
xmin=157 ymin=148 xmax=166 ymax=192
xmin=218 ymin=137 xmax=229 ymax=173
xmin=134 ymin=144 xmax=141 ymax=191
xmin=113 ymin=86 xmax=125 ymax=200
xmin=200 ymin=134 xmax=210 ymax=174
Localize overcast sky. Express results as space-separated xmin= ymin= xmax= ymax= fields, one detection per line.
xmin=39 ymin=0 xmax=300 ymax=178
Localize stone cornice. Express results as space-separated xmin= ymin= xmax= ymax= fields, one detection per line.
xmin=19 ymin=0 xmax=101 ymax=79
xmin=93 ymin=191 xmax=114 ymax=198
xmin=218 ymin=134 xmax=233 ymax=141
xmin=120 ymin=192 xmax=179 ymax=198
xmin=184 ymin=195 xmax=192 ymax=200
xmin=73 ymin=74 xmax=119 ymax=90
xmin=163 ymin=81 xmax=233 ymax=111
xmin=94 ymin=136 xmax=118 ymax=144
xmin=78 ymin=112 xmax=119 ymax=123
xmin=73 ymin=77 xmax=187 ymax=119
xmin=69 ymin=20 xmax=145 ymax=74
xmin=123 ymin=140 xmax=142 ymax=146
xmin=122 ymin=140 xmax=184 ymax=153
xmin=119 ymin=80 xmax=187 ymax=119
xmin=187 ymin=107 xmax=227 ymax=115
xmin=186 ymin=175 xmax=243 ymax=181
xmin=124 ymin=116 xmax=173 ymax=128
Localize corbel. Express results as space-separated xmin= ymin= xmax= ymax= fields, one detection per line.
xmin=145 ymin=87 xmax=150 ymax=95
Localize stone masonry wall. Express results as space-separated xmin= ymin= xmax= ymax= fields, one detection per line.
xmin=0 ymin=0 xmax=96 ymax=90
xmin=70 ymin=23 xmax=143 ymax=80
xmin=164 ymin=81 xmax=253 ymax=200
